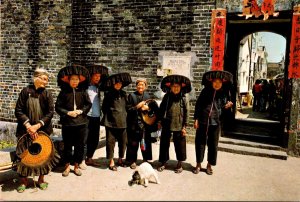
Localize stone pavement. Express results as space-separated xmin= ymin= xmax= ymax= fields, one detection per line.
xmin=1 ymin=139 xmax=300 ymax=201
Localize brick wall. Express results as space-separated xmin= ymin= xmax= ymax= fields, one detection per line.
xmin=0 ymin=0 xmax=72 ymax=127
xmin=1 ymin=0 xmax=215 ymax=128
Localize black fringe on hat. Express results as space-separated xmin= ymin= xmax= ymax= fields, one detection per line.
xmin=57 ymin=64 xmax=90 ymax=89
xmin=86 ymin=64 xmax=109 ymax=90
xmin=160 ymin=74 xmax=192 ymax=94
xmin=86 ymin=64 xmax=109 ymax=76
xmin=201 ymin=70 xmax=233 ymax=86
xmin=102 ymin=72 xmax=132 ymax=90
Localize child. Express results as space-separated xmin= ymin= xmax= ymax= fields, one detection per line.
xmin=193 ymin=70 xmax=233 ymax=175
xmin=157 ymin=74 xmax=191 ymax=173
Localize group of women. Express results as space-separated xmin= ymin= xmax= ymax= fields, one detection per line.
xmin=13 ymin=64 xmax=233 ymax=193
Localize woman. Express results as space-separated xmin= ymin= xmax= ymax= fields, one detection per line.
xmin=83 ymin=64 xmax=108 ymax=167
xmin=14 ymin=68 xmax=58 ymax=193
xmin=157 ymin=74 xmax=191 ymax=174
xmin=126 ymin=78 xmax=157 ymax=169
xmin=101 ymin=72 xmax=132 ymax=171
xmin=193 ymin=70 xmax=233 ymax=175
xmin=55 ymin=65 xmax=92 ymax=177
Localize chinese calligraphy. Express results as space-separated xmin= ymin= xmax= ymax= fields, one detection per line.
xmin=289 ymin=11 xmax=300 ymax=79
xmin=211 ymin=9 xmax=226 ymax=71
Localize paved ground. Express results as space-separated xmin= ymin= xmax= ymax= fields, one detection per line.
xmin=1 ymin=140 xmax=300 ymax=201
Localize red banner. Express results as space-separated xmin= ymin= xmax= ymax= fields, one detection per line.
xmin=211 ymin=10 xmax=226 ymax=71
xmin=288 ymin=13 xmax=300 ymax=79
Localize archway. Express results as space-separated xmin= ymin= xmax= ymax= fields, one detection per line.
xmin=223 ymin=11 xmax=292 ymax=147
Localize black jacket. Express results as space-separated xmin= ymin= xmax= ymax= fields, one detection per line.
xmin=126 ymin=91 xmax=151 ymax=131
xmin=101 ymin=89 xmax=128 ymax=128
xmin=194 ymin=86 xmax=230 ymax=125
xmin=55 ymin=86 xmax=92 ymax=127
xmin=159 ymin=92 xmax=189 ymax=130
xmin=15 ymin=85 xmax=54 ymax=137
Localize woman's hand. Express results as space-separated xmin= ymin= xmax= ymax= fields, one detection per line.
xmin=181 ymin=127 xmax=187 ymax=136
xmin=141 ymin=104 xmax=149 ymax=111
xmin=225 ymin=101 xmax=233 ymax=109
xmin=26 ymin=123 xmax=41 ymax=140
xmin=136 ymin=101 xmax=146 ymax=109
xmin=194 ymin=120 xmax=199 ymax=129
xmin=67 ymin=111 xmax=78 ymax=118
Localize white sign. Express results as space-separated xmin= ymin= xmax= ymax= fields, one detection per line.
xmin=162 ymin=56 xmax=192 ymax=78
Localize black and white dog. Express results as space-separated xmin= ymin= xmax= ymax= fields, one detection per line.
xmin=129 ymin=162 xmax=160 ymax=187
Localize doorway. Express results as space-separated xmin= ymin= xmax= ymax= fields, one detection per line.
xmin=236 ymin=32 xmax=286 ymax=122
xmin=223 ymin=11 xmax=292 ymax=147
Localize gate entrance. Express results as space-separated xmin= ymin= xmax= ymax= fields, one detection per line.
xmin=222 ymin=11 xmax=292 ymax=147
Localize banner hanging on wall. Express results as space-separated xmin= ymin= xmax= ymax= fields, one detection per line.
xmin=239 ymin=0 xmax=278 ymax=20
xmin=288 ymin=6 xmax=300 ymax=79
xmin=211 ymin=9 xmax=226 ymax=71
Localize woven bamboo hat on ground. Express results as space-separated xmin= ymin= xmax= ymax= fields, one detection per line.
xmin=160 ymin=74 xmax=192 ymax=94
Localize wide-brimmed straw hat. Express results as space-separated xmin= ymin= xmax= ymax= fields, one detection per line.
xmin=160 ymin=74 xmax=192 ymax=94
xmin=86 ymin=64 xmax=109 ymax=90
xmin=102 ymin=72 xmax=132 ymax=90
xmin=15 ymin=131 xmax=60 ymax=176
xmin=57 ymin=64 xmax=90 ymax=89
xmin=86 ymin=64 xmax=109 ymax=76
xmin=201 ymin=70 xmax=233 ymax=86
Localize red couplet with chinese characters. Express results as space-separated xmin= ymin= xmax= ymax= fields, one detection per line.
xmin=288 ymin=13 xmax=300 ymax=79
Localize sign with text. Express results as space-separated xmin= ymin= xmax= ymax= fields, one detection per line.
xmin=211 ymin=9 xmax=226 ymax=71
xmin=289 ymin=11 xmax=300 ymax=79
xmin=162 ymin=56 xmax=192 ymax=78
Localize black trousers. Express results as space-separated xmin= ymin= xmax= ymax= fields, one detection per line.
xmin=62 ymin=124 xmax=87 ymax=164
xmin=105 ymin=127 xmax=127 ymax=159
xmin=125 ymin=128 xmax=152 ymax=163
xmin=159 ymin=129 xmax=186 ymax=163
xmin=86 ymin=116 xmax=101 ymax=159
xmin=195 ymin=124 xmax=220 ymax=166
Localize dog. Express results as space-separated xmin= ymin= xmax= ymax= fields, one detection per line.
xmin=128 ymin=162 xmax=160 ymax=187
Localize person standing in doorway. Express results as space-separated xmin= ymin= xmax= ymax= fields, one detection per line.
xmin=252 ymin=79 xmax=262 ymax=112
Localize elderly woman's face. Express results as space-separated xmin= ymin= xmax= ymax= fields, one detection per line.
xmin=136 ymin=81 xmax=146 ymax=94
xmin=170 ymin=83 xmax=181 ymax=95
xmin=114 ymin=82 xmax=122 ymax=90
xmin=212 ymin=78 xmax=223 ymax=91
xmin=69 ymin=75 xmax=80 ymax=88
xmin=91 ymin=73 xmax=101 ymax=85
xmin=34 ymin=75 xmax=49 ymax=89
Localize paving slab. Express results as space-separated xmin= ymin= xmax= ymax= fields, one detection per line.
xmin=1 ymin=141 xmax=300 ymax=201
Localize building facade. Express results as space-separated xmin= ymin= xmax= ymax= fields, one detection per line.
xmin=1 ymin=0 xmax=300 ymax=156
